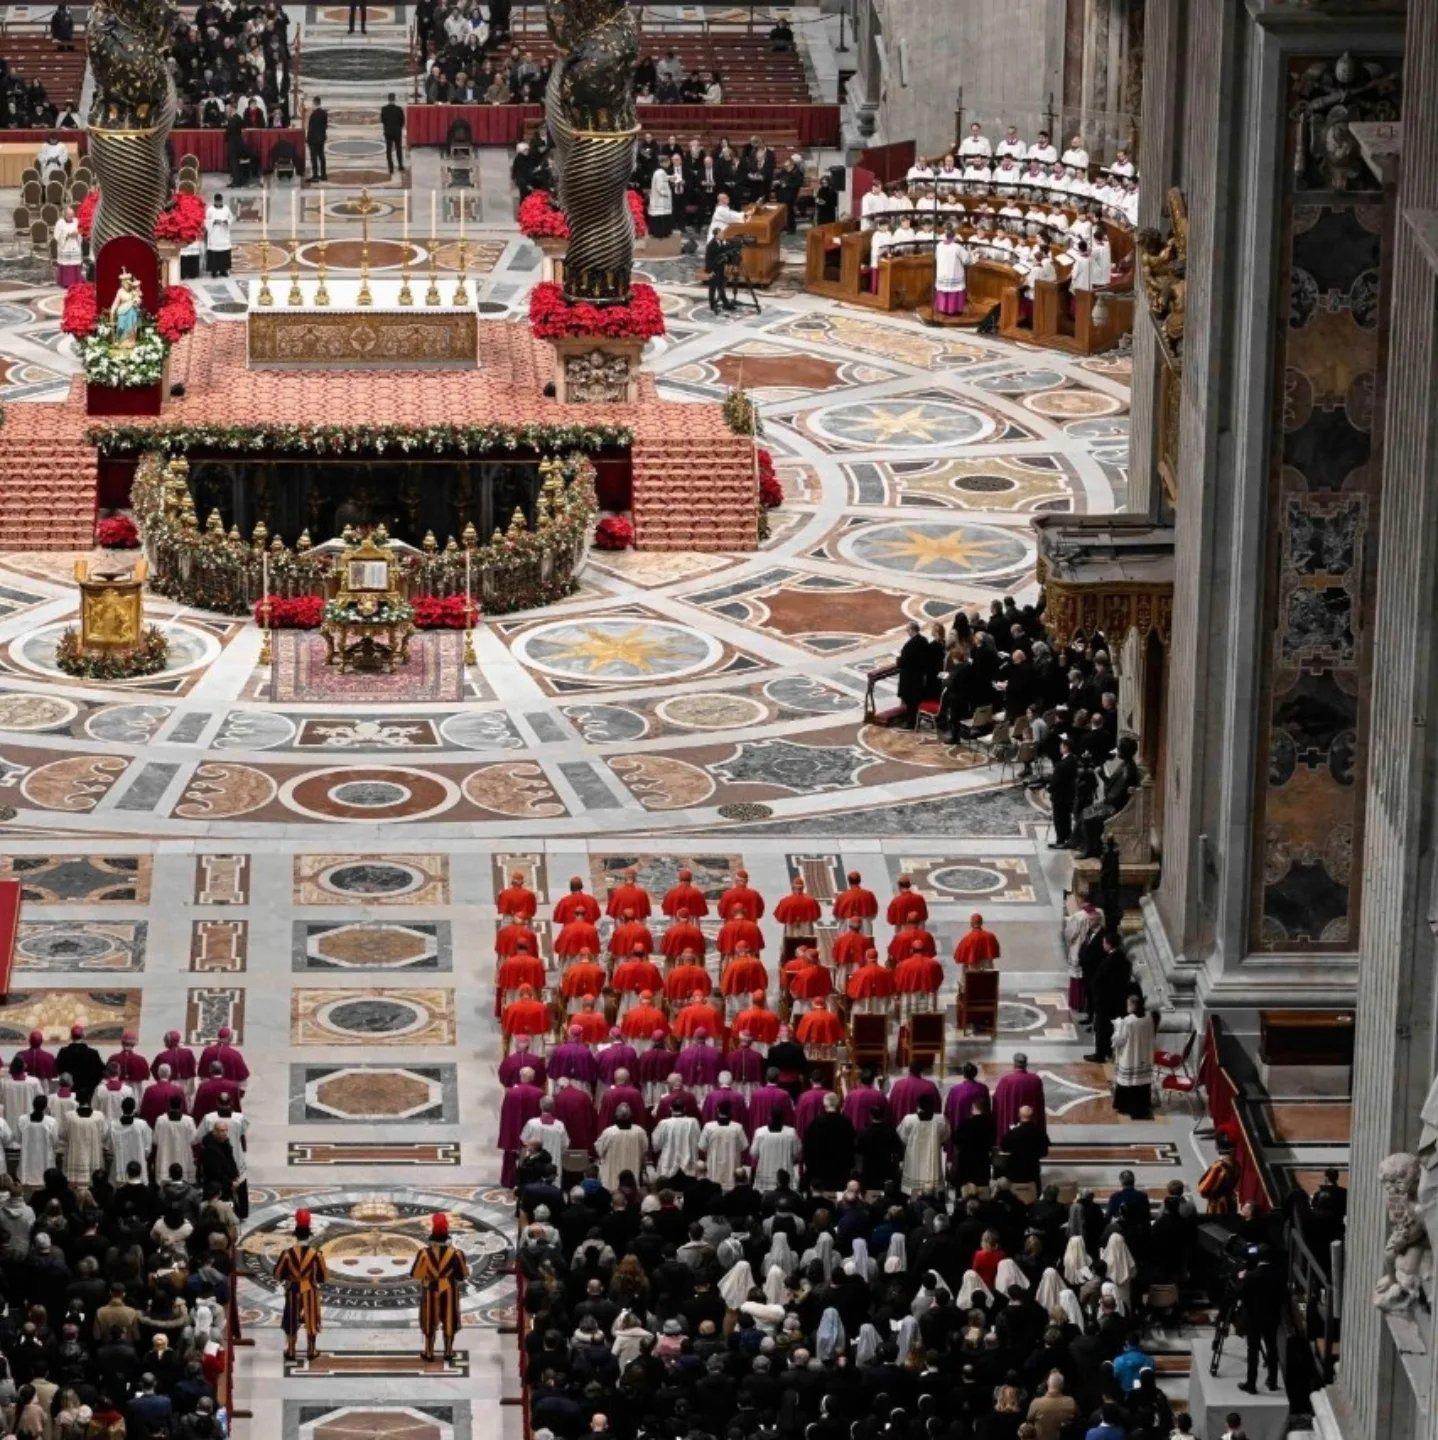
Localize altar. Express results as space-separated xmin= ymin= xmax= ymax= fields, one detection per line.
xmin=245 ymin=278 xmax=480 ymax=368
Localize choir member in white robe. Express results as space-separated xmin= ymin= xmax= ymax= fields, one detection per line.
xmin=886 ymin=191 xmax=913 ymax=218
xmin=958 ymin=124 xmax=992 ymax=160
xmin=859 ymin=185 xmax=887 ymax=231
xmin=962 ymin=159 xmax=991 ymax=184
xmin=906 ymin=160 xmax=934 ymax=182
xmin=996 ymin=128 xmax=1026 ymax=161
xmin=896 ymin=1103 xmax=949 ymax=1195
xmin=1111 ymin=998 xmax=1155 ymax=1118
xmin=154 ymin=1109 xmax=197 ymax=1183
xmin=0 ymin=1066 xmax=42 ymax=1131
xmin=994 ymin=159 xmax=1023 ymax=194
xmin=748 ymin=1119 xmax=800 ymax=1192
xmin=1122 ymin=185 xmax=1139 ymax=224
xmin=1110 ymin=149 xmax=1136 ymax=178
xmin=933 ymin=227 xmax=969 ymax=317
xmin=1061 ymin=137 xmax=1090 ymax=169
xmin=595 ymin=1110 xmax=648 ymax=1188
xmin=1091 ymin=233 xmax=1113 ymax=288
xmin=60 ymin=1104 xmax=109 ymax=1185
xmin=647 ymin=165 xmax=674 ymax=238
xmin=869 ymin=221 xmax=894 ymax=292
xmin=698 ymin=1114 xmax=745 ymax=1190
xmin=936 ymin=157 xmax=962 ymax=190
xmin=1022 ymin=161 xmax=1047 ymax=190
xmin=17 ymin=1103 xmax=58 ymax=1189
xmin=50 ymin=1086 xmax=78 ymax=1128
xmin=521 ymin=1100 xmax=569 ymax=1175
xmin=651 ymin=1112 xmax=702 ymax=1179
xmin=892 ymin=218 xmax=917 ymax=253
xmin=1028 ymin=133 xmax=1059 ymax=165
xmin=110 ymin=1106 xmax=153 ymax=1184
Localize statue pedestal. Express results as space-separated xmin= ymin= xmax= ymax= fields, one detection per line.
xmin=535 ymin=236 xmax=567 ymax=285
xmin=548 ymin=336 xmax=645 ymax=404
xmin=86 ymin=380 xmax=165 ymax=417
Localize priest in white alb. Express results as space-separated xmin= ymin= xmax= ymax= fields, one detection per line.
xmin=699 ymin=1107 xmax=746 ymax=1189
xmin=651 ymin=1103 xmax=702 ymax=1181
xmin=897 ymin=1097 xmax=950 ymax=1196
xmin=595 ymin=1106 xmax=648 ymax=1189
xmin=60 ymin=1102 xmax=109 ymax=1185
xmin=933 ymin=225 xmax=969 ymax=317
xmin=520 ymin=1096 xmax=570 ymax=1175
xmin=749 ymin=1115 xmax=801 ymax=1192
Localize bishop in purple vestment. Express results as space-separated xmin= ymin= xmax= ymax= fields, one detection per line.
xmin=499 ymin=1037 xmax=548 ymax=1089
xmin=597 ymin=1073 xmax=648 ymax=1131
xmin=553 ymin=1079 xmax=599 ymax=1153
xmin=795 ymin=1081 xmax=830 ymax=1138
xmin=497 ymin=1077 xmax=543 ymax=1186
xmin=676 ymin=1039 xmax=722 ymax=1088
xmin=746 ymin=1079 xmax=797 ymax=1137
xmin=888 ymin=1063 xmax=942 ymax=1122
xmin=548 ymin=1030 xmax=600 ymax=1089
xmin=702 ymin=1074 xmax=750 ymax=1131
xmin=992 ymin=1054 xmax=1047 ymax=1136
xmin=596 ymin=1036 xmax=639 ymax=1086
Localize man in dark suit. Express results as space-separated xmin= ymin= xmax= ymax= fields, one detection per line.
xmin=1046 ymin=734 xmax=1080 ymax=848
xmin=380 ymin=92 xmax=405 ymax=174
xmin=896 ymin=621 xmax=931 ymax=729
xmin=704 ymin=232 xmax=735 ymax=315
xmin=306 ymin=96 xmax=328 ymax=181
xmin=414 ymin=0 xmax=436 ymax=56
xmin=999 ymin=1105 xmax=1049 ymax=1186
xmin=348 ymin=1 xmax=367 ymax=34
xmin=224 ymin=101 xmax=246 ymax=187
xmin=127 ymin=1374 xmax=173 ymax=1439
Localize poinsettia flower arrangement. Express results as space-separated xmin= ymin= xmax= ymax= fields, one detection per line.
xmin=76 ymin=188 xmax=207 ymax=246
xmin=518 ymin=188 xmax=648 ymax=241
xmin=529 ymin=281 xmax=666 ymax=341
xmin=95 ymin=514 xmax=140 ymax=549
xmin=757 ymin=448 xmax=783 ymax=509
xmin=594 ymin=514 xmax=635 ymax=550
xmin=61 ymin=280 xmax=197 ymax=386
xmin=253 ymin=594 xmax=325 ymax=629
xmin=411 ymin=594 xmax=480 ymax=629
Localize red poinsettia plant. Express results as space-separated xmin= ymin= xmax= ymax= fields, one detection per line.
xmin=529 ymin=281 xmax=665 ymax=341
xmin=61 ymin=281 xmax=197 ymax=343
xmin=519 ymin=188 xmax=649 ymax=242
xmin=254 ymin=594 xmax=325 ymax=629
xmin=594 ymin=514 xmax=635 ymax=551
xmin=77 ymin=188 xmax=207 ymax=247
xmin=412 ymin=594 xmax=480 ymax=629
xmin=95 ymin=514 xmax=140 ymax=549
xmin=757 ymin=448 xmax=783 ymax=509
xmin=76 ymin=189 xmax=97 ymax=240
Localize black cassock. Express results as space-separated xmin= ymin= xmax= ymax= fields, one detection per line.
xmin=896 ymin=634 xmax=931 ymax=710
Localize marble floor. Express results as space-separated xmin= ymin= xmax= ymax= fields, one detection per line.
xmin=0 ymin=53 xmax=1208 ymax=1436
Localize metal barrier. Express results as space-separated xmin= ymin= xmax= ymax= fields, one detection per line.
xmin=1287 ymin=1224 xmax=1342 ymax=1383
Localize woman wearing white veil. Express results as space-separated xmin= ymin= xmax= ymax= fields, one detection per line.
xmin=764 ymin=1263 xmax=788 ymax=1306
xmin=910 ymin=1270 xmax=951 ymax=1317
xmin=853 ymin=1322 xmax=881 ymax=1366
xmin=894 ymin=1313 xmax=919 ymax=1366
xmin=1035 ymin=1266 xmax=1066 ymax=1315
xmin=719 ymin=1258 xmax=755 ymax=1310
xmin=850 ymin=1237 xmax=877 ymax=1282
xmin=717 ymin=1235 xmax=744 ymax=1273
xmin=1058 ymin=1287 xmax=1085 ymax=1329
xmin=993 ymin=1257 xmax=1029 ymax=1294
xmin=1101 ymin=1231 xmax=1137 ymax=1311
xmin=1101 ymin=1277 xmax=1129 ymax=1316
xmin=801 ymin=1230 xmax=836 ymax=1281
xmin=816 ymin=1306 xmax=847 ymax=1362
xmin=884 ymin=1233 xmax=908 ymax=1274
xmin=1062 ymin=1233 xmax=1092 ymax=1286
xmin=955 ymin=1268 xmax=994 ymax=1309
xmin=764 ymin=1231 xmax=796 ymax=1277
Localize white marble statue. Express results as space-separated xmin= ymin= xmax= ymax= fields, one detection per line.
xmin=1373 ymin=1151 xmax=1432 ymax=1313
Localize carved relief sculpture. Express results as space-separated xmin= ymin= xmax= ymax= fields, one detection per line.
xmin=1373 ymin=1152 xmax=1433 ymax=1313
xmin=1290 ymin=52 xmax=1398 ymax=192
xmin=1137 ymin=187 xmax=1187 ymax=364
xmin=564 ymin=348 xmax=632 ymax=403
xmin=87 ymin=0 xmax=178 ymax=251
xmin=544 ymin=0 xmax=640 ymax=304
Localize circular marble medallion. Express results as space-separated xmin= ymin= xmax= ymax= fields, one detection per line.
xmin=85 ymin=704 xmax=171 ymax=743
xmin=838 ymin=519 xmax=1032 ymax=581
xmin=1023 ymin=388 xmax=1125 ymax=419
xmin=951 ymin=474 xmax=1018 ymax=494
xmin=12 ymin=621 xmax=218 ymax=682
xmin=437 ymin=711 xmax=523 ymax=750
xmin=764 ymin=676 xmax=855 ymax=715
xmin=280 ymin=767 xmax=460 ymax=823
xmin=655 ymin=693 xmax=768 ymax=730
xmin=974 ymin=368 xmax=1067 ymax=394
xmin=0 ymin=693 xmax=79 ymax=730
xmin=926 ymin=863 xmax=1007 ymax=895
xmin=515 ymin=619 xmax=721 ymax=684
xmin=320 ymin=860 xmax=429 ymax=897
xmin=807 ymin=398 xmax=997 ymax=450
xmin=561 ymin=704 xmax=649 ymax=743
xmin=212 ymin=711 xmax=297 ymax=750
xmin=237 ymin=1186 xmax=513 ymax=1327
xmin=16 ymin=929 xmax=119 ymax=964
xmin=322 ymin=995 xmax=429 ymax=1037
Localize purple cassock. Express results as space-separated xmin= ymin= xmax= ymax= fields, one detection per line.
xmin=109 ymin=1050 xmax=151 ymax=1085
xmin=795 ymin=1085 xmax=829 ymax=1138
xmin=597 ymin=1042 xmax=639 ymax=1086
xmin=638 ymin=1047 xmax=679 ymax=1090
xmin=654 ymin=1087 xmax=697 ymax=1122
xmin=199 ymin=1041 xmax=249 ymax=1086
xmin=139 ymin=1080 xmax=187 ymax=1125
xmin=724 ymin=1044 xmax=765 ymax=1087
xmin=597 ymin=1083 xmax=648 ymax=1131
xmin=548 ymin=1041 xmax=599 ymax=1089
xmin=554 ymin=1083 xmax=598 ymax=1153
xmin=676 ymin=1042 xmax=722 ymax=1087
xmin=151 ymin=1045 xmax=196 ymax=1083
xmin=887 ymin=1075 xmax=942 ymax=1122
xmin=746 ymin=1083 xmax=796 ymax=1137
xmin=702 ymin=1085 xmax=749 ymax=1130
xmin=497 ymin=1080 xmax=544 ymax=1186
xmin=842 ymin=1084 xmax=889 ymax=1133
xmin=499 ymin=1049 xmax=548 ymax=1089
xmin=15 ymin=1045 xmax=55 ymax=1082
xmin=943 ymin=1077 xmax=990 ymax=1131
xmin=993 ymin=1069 xmax=1047 ymax=1136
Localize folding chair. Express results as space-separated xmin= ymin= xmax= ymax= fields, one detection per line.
xmin=1154 ymin=1028 xmax=1197 ymax=1083
xmin=21 ymin=181 xmax=42 ymax=210
xmin=914 ymin=697 xmax=941 ymax=736
xmin=179 ymin=152 xmax=201 ymax=172
xmin=268 ymin=138 xmax=298 ymax=183
xmin=11 ymin=207 xmax=29 ymax=256
xmin=1002 ymin=738 xmax=1036 ymax=784
xmin=955 ymin=967 xmax=999 ymax=1039
xmin=955 ymin=704 xmax=994 ymax=754
xmin=29 ymin=219 xmax=49 ymax=256
xmin=45 ymin=180 xmax=64 ymax=207
xmin=849 ymin=1012 xmax=889 ymax=1075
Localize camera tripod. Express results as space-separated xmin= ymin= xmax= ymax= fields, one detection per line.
xmin=724 ymin=259 xmax=762 ymax=315
xmin=1210 ymin=1288 xmax=1239 ymax=1375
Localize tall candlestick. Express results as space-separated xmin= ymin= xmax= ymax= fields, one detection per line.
xmin=319 ymin=202 xmax=325 ymax=242
xmin=463 ymin=548 xmax=475 ymax=665
xmin=261 ymin=192 xmax=268 ymax=242
xmin=430 ymin=191 xmax=437 ymax=239
xmin=403 ymin=194 xmax=409 ymax=242
xmin=458 ymin=193 xmax=465 ymax=241
xmin=259 ymin=551 xmax=272 ymax=665
xmin=291 ymin=190 xmax=297 ymax=241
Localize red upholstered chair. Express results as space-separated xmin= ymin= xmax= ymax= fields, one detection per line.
xmin=1154 ymin=1029 xmax=1196 ymax=1082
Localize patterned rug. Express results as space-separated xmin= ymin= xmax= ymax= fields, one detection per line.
xmin=270 ymin=631 xmax=466 ymax=703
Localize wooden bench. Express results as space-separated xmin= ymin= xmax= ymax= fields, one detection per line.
xmin=1259 ymin=1010 xmax=1355 ymax=1069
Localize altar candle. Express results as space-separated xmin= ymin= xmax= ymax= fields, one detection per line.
xmin=403 ymin=194 xmax=409 ymax=242
xmin=431 ymin=191 xmax=437 ymax=240
xmin=261 ymin=192 xmax=268 ymax=242
xmin=261 ymin=551 xmax=269 ymax=609
xmin=459 ymin=193 xmax=465 ymax=241
xmin=320 ymin=202 xmax=325 ymax=242
xmin=291 ymin=190 xmax=297 ymax=241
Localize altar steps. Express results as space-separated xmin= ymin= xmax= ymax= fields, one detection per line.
xmin=0 ymin=410 xmax=97 ymax=551
xmin=630 ymin=437 xmax=759 ymax=552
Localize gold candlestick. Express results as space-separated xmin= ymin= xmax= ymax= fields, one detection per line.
xmin=257 ymin=236 xmax=274 ymax=306
xmin=355 ymin=187 xmax=377 ymax=307
xmin=315 ymin=239 xmax=330 ymax=305
xmin=451 ymin=237 xmax=469 ymax=306
xmin=287 ymin=238 xmax=304 ymax=306
xmin=425 ymin=232 xmax=442 ymax=306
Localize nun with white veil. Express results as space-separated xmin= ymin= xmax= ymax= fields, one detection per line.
xmin=1057 ymin=1287 xmax=1085 ymax=1329
xmin=801 ymin=1230 xmax=836 ymax=1281
xmin=1062 ymin=1233 xmax=1093 ymax=1286
xmin=994 ymin=1257 xmax=1029 ymax=1294
xmin=850 ymin=1237 xmax=877 ymax=1283
xmin=1035 ymin=1266 xmax=1067 ymax=1316
xmin=853 ymin=1323 xmax=882 ymax=1367
xmin=955 ymin=1268 xmax=994 ymax=1310
xmin=764 ymin=1231 xmax=796 ymax=1278
xmin=717 ymin=1235 xmax=744 ymax=1273
xmin=816 ymin=1307 xmax=847 ymax=1363
xmin=910 ymin=1270 xmax=951 ymax=1317
xmin=1101 ymin=1277 xmax=1130 ymax=1316
xmin=1101 ymin=1230 xmax=1137 ymax=1311
xmin=719 ymin=1258 xmax=755 ymax=1311
xmin=764 ymin=1263 xmax=788 ymax=1306
xmin=894 ymin=1313 xmax=919 ymax=1366
xmin=884 ymin=1233 xmax=909 ymax=1275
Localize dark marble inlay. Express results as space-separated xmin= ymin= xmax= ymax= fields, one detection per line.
xmin=115 ymin=762 xmax=180 ymax=812
xmin=324 ymin=999 xmax=419 ymax=1034
xmin=558 ymin=761 xmax=622 ymax=811
xmin=325 ymin=862 xmax=416 ymax=894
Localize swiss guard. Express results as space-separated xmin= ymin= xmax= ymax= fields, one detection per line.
xmin=274 ymin=1208 xmax=328 ymax=1362
xmin=411 ymin=1211 xmax=470 ymax=1362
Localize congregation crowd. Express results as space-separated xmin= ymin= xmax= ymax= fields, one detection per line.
xmin=0 ymin=1023 xmax=253 ymax=1437
xmin=166 ymin=1 xmax=293 ymax=131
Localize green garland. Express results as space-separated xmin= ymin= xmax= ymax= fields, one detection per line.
xmin=55 ymin=626 xmax=170 ymax=679
xmin=131 ymin=450 xmax=598 ymax=617
xmin=323 ymin=597 xmax=415 ymax=625
xmin=89 ymin=421 xmax=633 ymax=458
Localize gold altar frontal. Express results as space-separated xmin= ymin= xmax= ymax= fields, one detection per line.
xmin=246 ymin=279 xmax=479 ymax=368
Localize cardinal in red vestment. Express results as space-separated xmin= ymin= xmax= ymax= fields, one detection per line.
xmin=953 ymin=912 xmax=1001 ymax=967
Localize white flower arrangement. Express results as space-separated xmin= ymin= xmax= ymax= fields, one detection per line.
xmin=81 ymin=319 xmax=169 ymax=388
